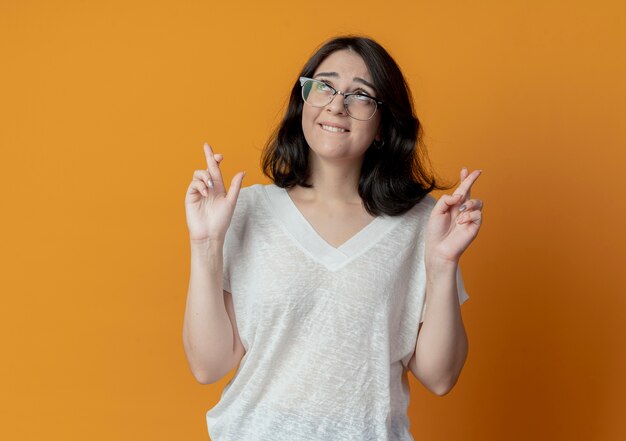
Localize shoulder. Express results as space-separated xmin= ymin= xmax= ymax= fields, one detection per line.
xmin=399 ymin=193 xmax=438 ymax=221
xmin=235 ymin=183 xmax=279 ymax=200
xmin=235 ymin=183 xmax=261 ymax=200
xmin=229 ymin=183 xmax=275 ymax=224
xmin=224 ymin=185 xmax=266 ymax=247
xmin=377 ymin=193 xmax=437 ymax=245
xmin=400 ymin=193 xmax=440 ymax=238
xmin=417 ymin=193 xmax=438 ymax=210
xmin=233 ymin=183 xmax=264 ymax=210
xmin=225 ymin=183 xmax=279 ymax=251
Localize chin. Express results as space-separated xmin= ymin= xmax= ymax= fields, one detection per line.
xmin=308 ymin=145 xmax=365 ymax=163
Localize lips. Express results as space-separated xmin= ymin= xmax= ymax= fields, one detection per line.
xmin=319 ymin=122 xmax=350 ymax=133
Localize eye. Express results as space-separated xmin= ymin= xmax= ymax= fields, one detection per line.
xmin=352 ymin=93 xmax=374 ymax=102
xmin=353 ymin=88 xmax=370 ymax=95
xmin=315 ymin=81 xmax=332 ymax=92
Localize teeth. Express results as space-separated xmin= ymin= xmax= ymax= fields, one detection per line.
xmin=321 ymin=124 xmax=347 ymax=133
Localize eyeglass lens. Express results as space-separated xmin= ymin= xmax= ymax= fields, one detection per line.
xmin=301 ymin=79 xmax=378 ymax=120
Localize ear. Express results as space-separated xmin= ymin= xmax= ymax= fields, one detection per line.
xmin=374 ymin=125 xmax=383 ymax=142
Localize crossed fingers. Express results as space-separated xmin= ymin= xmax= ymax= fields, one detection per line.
xmin=190 ymin=143 xmax=224 ymax=197
xmin=201 ymin=142 xmax=224 ymax=193
xmin=453 ymin=168 xmax=481 ymax=200
xmin=454 ymin=168 xmax=483 ymax=225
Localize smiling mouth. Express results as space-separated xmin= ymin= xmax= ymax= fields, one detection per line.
xmin=320 ymin=124 xmax=349 ymax=133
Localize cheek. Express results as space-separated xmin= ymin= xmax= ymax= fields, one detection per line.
xmin=301 ymin=106 xmax=319 ymax=139
xmin=301 ymin=107 xmax=311 ymax=127
xmin=358 ymin=118 xmax=382 ymax=142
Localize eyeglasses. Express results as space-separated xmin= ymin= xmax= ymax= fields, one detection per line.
xmin=299 ymin=76 xmax=384 ymax=121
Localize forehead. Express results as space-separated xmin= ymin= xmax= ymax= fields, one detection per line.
xmin=313 ymin=49 xmax=372 ymax=81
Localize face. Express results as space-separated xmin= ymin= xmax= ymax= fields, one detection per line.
xmin=301 ymin=49 xmax=382 ymax=164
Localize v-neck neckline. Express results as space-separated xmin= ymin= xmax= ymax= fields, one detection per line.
xmin=261 ymin=184 xmax=404 ymax=271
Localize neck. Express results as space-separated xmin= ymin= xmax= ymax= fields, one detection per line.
xmin=297 ymin=150 xmax=364 ymax=205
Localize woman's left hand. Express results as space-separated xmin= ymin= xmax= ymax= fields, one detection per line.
xmin=424 ymin=168 xmax=484 ymax=266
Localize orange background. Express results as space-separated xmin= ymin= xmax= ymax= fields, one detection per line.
xmin=1 ymin=0 xmax=625 ymax=439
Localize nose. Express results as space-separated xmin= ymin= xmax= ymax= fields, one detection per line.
xmin=325 ymin=92 xmax=348 ymax=116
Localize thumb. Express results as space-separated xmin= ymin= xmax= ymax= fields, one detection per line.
xmin=226 ymin=171 xmax=246 ymax=205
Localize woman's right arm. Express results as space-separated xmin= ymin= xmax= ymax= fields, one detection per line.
xmin=183 ymin=239 xmax=245 ymax=384
xmin=182 ymin=142 xmax=246 ymax=384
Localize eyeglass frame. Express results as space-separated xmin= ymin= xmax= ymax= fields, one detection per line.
xmin=299 ymin=76 xmax=384 ymax=121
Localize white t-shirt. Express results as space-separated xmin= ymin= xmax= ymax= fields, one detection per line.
xmin=206 ymin=183 xmax=469 ymax=440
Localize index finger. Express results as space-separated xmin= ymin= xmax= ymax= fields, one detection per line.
xmin=453 ymin=169 xmax=482 ymax=200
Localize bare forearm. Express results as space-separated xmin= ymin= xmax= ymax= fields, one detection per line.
xmin=412 ymin=261 xmax=468 ymax=395
xmin=182 ymin=239 xmax=235 ymax=383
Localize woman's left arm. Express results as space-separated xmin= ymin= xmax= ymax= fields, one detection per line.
xmin=407 ymin=168 xmax=483 ymax=395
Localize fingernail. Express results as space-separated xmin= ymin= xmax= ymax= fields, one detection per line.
xmin=459 ymin=204 xmax=467 ymax=212
xmin=207 ymin=179 xmax=213 ymax=188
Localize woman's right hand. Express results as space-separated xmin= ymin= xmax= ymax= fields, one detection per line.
xmin=185 ymin=142 xmax=246 ymax=244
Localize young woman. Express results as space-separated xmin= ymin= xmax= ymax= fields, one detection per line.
xmin=183 ymin=35 xmax=483 ymax=440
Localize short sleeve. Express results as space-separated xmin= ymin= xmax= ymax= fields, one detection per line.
xmin=221 ymin=185 xmax=254 ymax=294
xmin=222 ymin=215 xmax=235 ymax=294
xmin=419 ymin=265 xmax=469 ymax=323
xmin=223 ymin=275 xmax=231 ymax=293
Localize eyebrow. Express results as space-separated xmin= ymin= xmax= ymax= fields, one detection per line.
xmin=314 ymin=71 xmax=377 ymax=93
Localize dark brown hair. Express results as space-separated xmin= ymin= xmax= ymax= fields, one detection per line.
xmin=261 ymin=35 xmax=453 ymax=216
